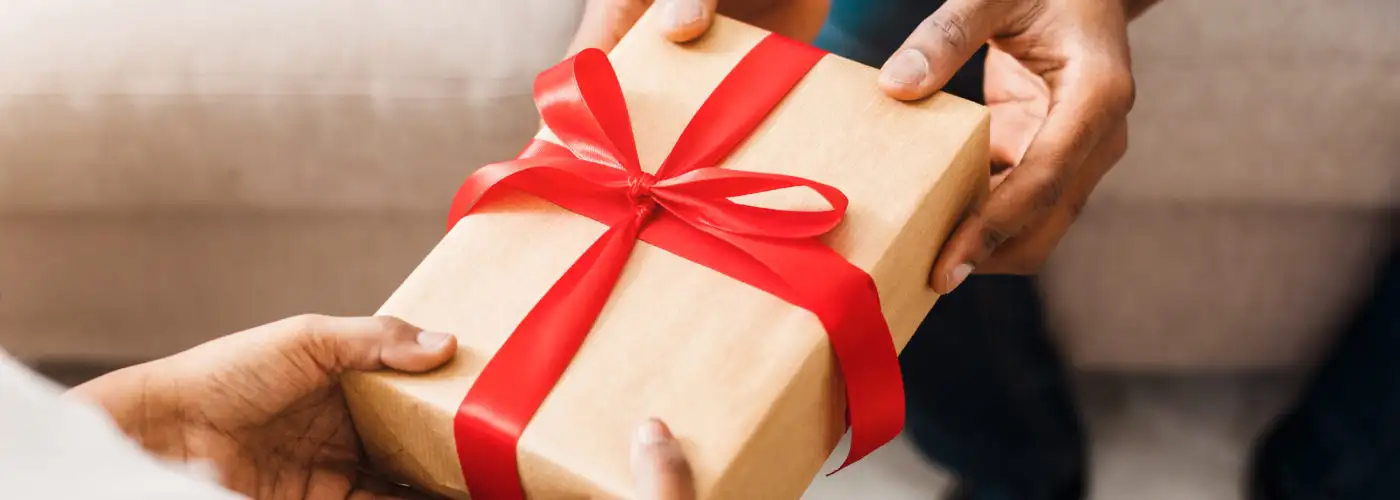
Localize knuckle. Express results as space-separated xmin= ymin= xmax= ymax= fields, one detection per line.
xmin=1031 ymin=171 xmax=1068 ymax=212
xmin=980 ymin=224 xmax=1014 ymax=253
xmin=1016 ymin=0 xmax=1047 ymax=25
xmin=923 ymin=11 xmax=972 ymax=54
xmin=286 ymin=313 xmax=331 ymax=334
xmin=1067 ymin=195 xmax=1090 ymax=221
xmin=998 ymin=0 xmax=1045 ymax=32
xmin=1075 ymin=58 xmax=1136 ymax=119
xmin=283 ymin=314 xmax=340 ymax=372
xmin=1100 ymin=70 xmax=1137 ymax=116
xmin=370 ymin=315 xmax=416 ymax=339
xmin=1051 ymin=113 xmax=1101 ymax=163
xmin=370 ymin=315 xmax=407 ymax=333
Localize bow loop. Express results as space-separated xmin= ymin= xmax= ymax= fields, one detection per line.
xmin=536 ymin=49 xmax=643 ymax=175
xmin=651 ymin=167 xmax=848 ymax=239
xmin=446 ymin=153 xmax=631 ymax=232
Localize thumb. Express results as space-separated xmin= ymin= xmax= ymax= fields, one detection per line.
xmin=657 ymin=0 xmax=719 ymax=44
xmin=281 ymin=315 xmax=458 ymax=375
xmin=566 ymin=0 xmax=716 ymax=55
xmin=879 ymin=0 xmax=1017 ymax=100
xmin=631 ymin=419 xmax=696 ymax=500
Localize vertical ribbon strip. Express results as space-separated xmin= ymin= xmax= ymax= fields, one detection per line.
xmin=447 ymin=34 xmax=906 ymax=499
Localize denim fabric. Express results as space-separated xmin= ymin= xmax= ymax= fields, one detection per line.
xmin=1254 ymin=235 xmax=1400 ymax=500
xmin=901 ymin=276 xmax=1088 ymax=500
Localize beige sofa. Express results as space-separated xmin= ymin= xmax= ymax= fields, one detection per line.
xmin=2 ymin=0 xmax=1396 ymax=372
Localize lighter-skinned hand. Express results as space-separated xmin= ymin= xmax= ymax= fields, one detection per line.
xmin=70 ymin=314 xmax=697 ymax=499
xmin=71 ymin=315 xmax=459 ymax=499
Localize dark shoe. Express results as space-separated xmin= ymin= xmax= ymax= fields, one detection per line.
xmin=1248 ymin=415 xmax=1295 ymax=500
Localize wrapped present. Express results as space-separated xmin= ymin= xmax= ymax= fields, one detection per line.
xmin=343 ymin=10 xmax=988 ymax=500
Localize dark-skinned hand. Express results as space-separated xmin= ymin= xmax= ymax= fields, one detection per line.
xmin=570 ymin=0 xmax=1160 ymax=293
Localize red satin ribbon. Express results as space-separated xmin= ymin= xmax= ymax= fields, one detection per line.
xmin=447 ymin=34 xmax=905 ymax=499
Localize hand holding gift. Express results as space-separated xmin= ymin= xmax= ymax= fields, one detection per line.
xmin=72 ymin=314 xmax=697 ymax=500
xmin=572 ymin=0 xmax=1138 ymax=291
xmin=344 ymin=9 xmax=988 ymax=500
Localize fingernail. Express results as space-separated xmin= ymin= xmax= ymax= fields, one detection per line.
xmin=884 ymin=49 xmax=929 ymax=85
xmin=882 ymin=49 xmax=929 ymax=85
xmin=665 ymin=0 xmax=704 ymax=30
xmin=947 ymin=263 xmax=974 ymax=292
xmin=636 ymin=418 xmax=672 ymax=447
xmin=416 ymin=331 xmax=452 ymax=350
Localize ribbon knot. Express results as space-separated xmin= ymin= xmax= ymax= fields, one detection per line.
xmin=627 ymin=172 xmax=655 ymax=201
xmin=627 ymin=172 xmax=658 ymax=219
xmin=446 ymin=35 xmax=906 ymax=500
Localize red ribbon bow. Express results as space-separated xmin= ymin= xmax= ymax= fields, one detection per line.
xmin=447 ymin=34 xmax=905 ymax=500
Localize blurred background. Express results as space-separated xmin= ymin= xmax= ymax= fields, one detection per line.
xmin=1 ymin=0 xmax=1396 ymax=498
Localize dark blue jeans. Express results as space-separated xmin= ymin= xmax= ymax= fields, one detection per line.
xmin=1251 ymin=241 xmax=1400 ymax=500
xmin=816 ymin=2 xmax=1400 ymax=499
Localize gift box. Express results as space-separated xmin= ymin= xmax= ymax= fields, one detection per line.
xmin=343 ymin=10 xmax=988 ymax=500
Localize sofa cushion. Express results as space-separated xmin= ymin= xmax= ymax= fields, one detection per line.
xmin=0 ymin=1 xmax=579 ymax=360
xmin=1045 ymin=203 xmax=1395 ymax=371
xmin=2 ymin=0 xmax=1395 ymax=372
xmin=1043 ymin=0 xmax=1399 ymax=370
xmin=0 ymin=0 xmax=579 ymax=213
xmin=1099 ymin=0 xmax=1400 ymax=209
xmin=0 ymin=212 xmax=443 ymax=360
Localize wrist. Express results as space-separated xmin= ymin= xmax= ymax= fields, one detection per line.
xmin=69 ymin=363 xmax=188 ymax=458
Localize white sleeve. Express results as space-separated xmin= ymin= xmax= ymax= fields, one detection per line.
xmin=0 ymin=349 xmax=245 ymax=499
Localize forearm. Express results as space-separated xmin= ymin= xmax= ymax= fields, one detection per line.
xmin=1 ymin=354 xmax=239 ymax=499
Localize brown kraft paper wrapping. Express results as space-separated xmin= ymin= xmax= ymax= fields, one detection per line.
xmin=343 ymin=11 xmax=989 ymax=500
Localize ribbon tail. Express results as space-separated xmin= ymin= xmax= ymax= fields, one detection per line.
xmin=455 ymin=215 xmax=645 ymax=500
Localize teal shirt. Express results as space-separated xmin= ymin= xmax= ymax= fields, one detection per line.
xmin=817 ymin=0 xmax=941 ymax=66
xmin=816 ymin=0 xmax=985 ymax=103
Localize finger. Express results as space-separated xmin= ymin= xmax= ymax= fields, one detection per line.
xmin=931 ymin=62 xmax=1134 ymax=292
xmin=879 ymin=0 xmax=1017 ymax=100
xmin=566 ymin=0 xmax=652 ymax=55
xmin=279 ymin=314 xmax=458 ymax=375
xmin=979 ymin=122 xmax=1127 ymax=274
xmin=631 ymin=419 xmax=696 ymax=500
xmin=565 ymin=0 xmax=718 ymax=56
xmin=658 ymin=0 xmax=719 ymax=44
xmin=985 ymin=50 xmax=1046 ymax=172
